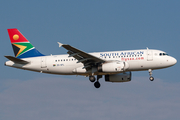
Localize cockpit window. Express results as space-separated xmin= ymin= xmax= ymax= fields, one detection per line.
xmin=163 ymin=53 xmax=168 ymax=55
xmin=159 ymin=53 xmax=168 ymax=56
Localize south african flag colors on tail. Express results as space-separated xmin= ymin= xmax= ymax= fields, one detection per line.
xmin=7 ymin=28 xmax=44 ymax=58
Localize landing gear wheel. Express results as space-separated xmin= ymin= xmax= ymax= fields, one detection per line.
xmin=94 ymin=81 xmax=101 ymax=88
xmin=89 ymin=76 xmax=96 ymax=82
xmin=148 ymin=69 xmax=154 ymax=81
xmin=149 ymin=76 xmax=154 ymax=81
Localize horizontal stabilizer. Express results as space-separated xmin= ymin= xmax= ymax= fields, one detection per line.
xmin=5 ymin=56 xmax=29 ymax=64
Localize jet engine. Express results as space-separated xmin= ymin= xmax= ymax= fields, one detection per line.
xmin=99 ymin=61 xmax=129 ymax=72
xmin=105 ymin=72 xmax=131 ymax=82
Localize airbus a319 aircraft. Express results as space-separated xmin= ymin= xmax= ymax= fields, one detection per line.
xmin=5 ymin=28 xmax=177 ymax=88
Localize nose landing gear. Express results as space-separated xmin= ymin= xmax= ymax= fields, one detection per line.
xmin=148 ymin=69 xmax=154 ymax=81
xmin=149 ymin=76 xmax=154 ymax=81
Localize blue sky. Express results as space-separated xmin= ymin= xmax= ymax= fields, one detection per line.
xmin=0 ymin=0 xmax=180 ymax=120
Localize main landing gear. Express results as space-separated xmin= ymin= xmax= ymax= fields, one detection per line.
xmin=148 ymin=69 xmax=154 ymax=81
xmin=89 ymin=75 xmax=102 ymax=88
xmin=89 ymin=76 xmax=96 ymax=82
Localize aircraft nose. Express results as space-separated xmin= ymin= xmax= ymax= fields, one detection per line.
xmin=171 ymin=57 xmax=177 ymax=65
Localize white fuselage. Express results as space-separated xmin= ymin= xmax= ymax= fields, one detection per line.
xmin=5 ymin=49 xmax=177 ymax=76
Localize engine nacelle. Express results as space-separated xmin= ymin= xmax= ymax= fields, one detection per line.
xmin=105 ymin=72 xmax=131 ymax=82
xmin=100 ymin=61 xmax=129 ymax=72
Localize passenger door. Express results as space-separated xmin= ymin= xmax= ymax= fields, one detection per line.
xmin=41 ymin=57 xmax=47 ymax=68
xmin=147 ymin=50 xmax=153 ymax=61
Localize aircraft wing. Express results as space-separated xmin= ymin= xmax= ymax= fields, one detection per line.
xmin=58 ymin=42 xmax=105 ymax=69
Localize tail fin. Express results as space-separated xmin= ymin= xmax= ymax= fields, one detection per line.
xmin=7 ymin=28 xmax=44 ymax=58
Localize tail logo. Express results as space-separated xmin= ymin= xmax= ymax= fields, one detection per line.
xmin=12 ymin=44 xmax=27 ymax=57
xmin=13 ymin=34 xmax=19 ymax=40
xmin=12 ymin=42 xmax=34 ymax=57
xmin=8 ymin=28 xmax=44 ymax=58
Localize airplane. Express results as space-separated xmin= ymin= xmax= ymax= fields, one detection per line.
xmin=4 ymin=28 xmax=177 ymax=88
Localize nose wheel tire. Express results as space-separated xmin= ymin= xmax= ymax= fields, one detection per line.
xmin=89 ymin=76 xmax=96 ymax=82
xmin=149 ymin=76 xmax=154 ymax=81
xmin=94 ymin=81 xmax=101 ymax=88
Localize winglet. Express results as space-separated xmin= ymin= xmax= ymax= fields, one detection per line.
xmin=57 ymin=42 xmax=63 ymax=47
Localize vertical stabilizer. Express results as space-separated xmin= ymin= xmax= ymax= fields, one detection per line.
xmin=7 ymin=28 xmax=44 ymax=58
